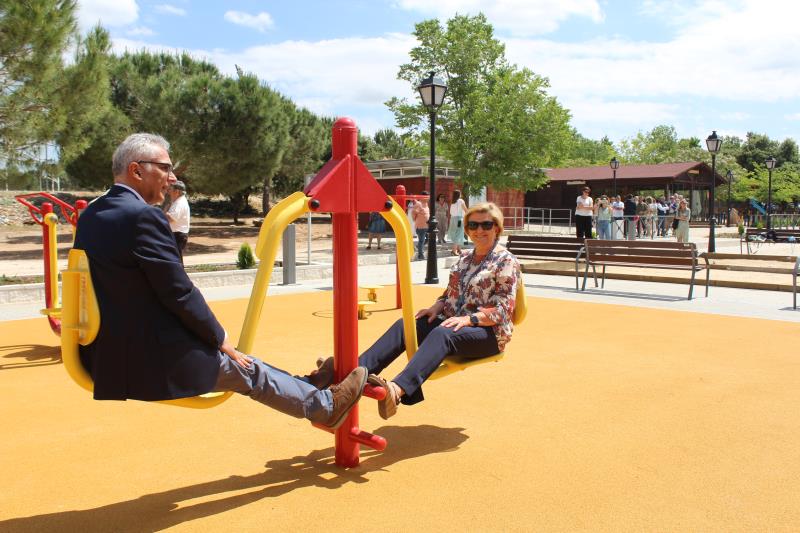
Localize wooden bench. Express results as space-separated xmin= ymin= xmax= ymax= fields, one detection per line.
xmin=506 ymin=234 xmax=590 ymax=290
xmin=706 ymin=252 xmax=800 ymax=309
xmin=741 ymin=228 xmax=800 ymax=254
xmin=577 ymin=239 xmax=710 ymax=300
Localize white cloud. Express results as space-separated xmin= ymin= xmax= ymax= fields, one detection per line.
xmin=224 ymin=11 xmax=275 ymax=33
xmin=126 ymin=26 xmax=154 ymax=37
xmin=77 ymin=0 xmax=138 ymax=29
xmin=785 ymin=113 xmax=800 ymax=121
xmin=155 ymin=4 xmax=186 ymax=16
xmin=394 ymin=0 xmax=603 ymax=36
xmin=109 ymin=34 xmax=415 ymax=135
xmin=721 ymin=112 xmax=750 ymax=121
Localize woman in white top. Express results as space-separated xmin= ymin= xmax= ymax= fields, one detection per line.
xmin=447 ymin=189 xmax=468 ymax=255
xmin=575 ymin=186 xmax=594 ymax=239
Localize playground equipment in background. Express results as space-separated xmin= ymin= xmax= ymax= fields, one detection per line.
xmin=749 ymin=198 xmax=767 ymax=216
xmin=14 ymin=192 xmax=87 ymax=335
xmin=58 ymin=117 xmax=527 ymax=468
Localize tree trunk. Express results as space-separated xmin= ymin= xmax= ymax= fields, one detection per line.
xmin=262 ymin=176 xmax=271 ymax=216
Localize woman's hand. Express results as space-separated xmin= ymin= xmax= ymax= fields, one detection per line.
xmin=441 ymin=315 xmax=471 ymax=331
xmin=415 ymin=300 xmax=444 ymax=322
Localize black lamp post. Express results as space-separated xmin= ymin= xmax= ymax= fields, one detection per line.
xmin=705 ymin=130 xmax=722 ymax=252
xmin=765 ymin=156 xmax=777 ymax=231
xmin=417 ymin=71 xmax=448 ymax=284
xmin=610 ymin=157 xmax=620 ymax=197
xmin=726 ymin=169 xmax=734 ymax=226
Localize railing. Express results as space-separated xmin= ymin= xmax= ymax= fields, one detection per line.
xmin=499 ymin=206 xmax=573 ymax=234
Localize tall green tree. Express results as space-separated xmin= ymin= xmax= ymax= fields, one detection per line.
xmin=268 ymin=104 xmax=331 ymax=208
xmin=387 ymin=14 xmax=571 ymax=195
xmin=564 ymin=131 xmax=616 ymax=167
xmin=0 ymin=0 xmax=77 ymax=163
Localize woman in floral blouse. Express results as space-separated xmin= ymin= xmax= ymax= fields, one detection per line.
xmin=308 ymin=202 xmax=521 ymax=419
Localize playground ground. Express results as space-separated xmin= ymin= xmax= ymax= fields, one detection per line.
xmin=1 ymin=258 xmax=800 ymax=531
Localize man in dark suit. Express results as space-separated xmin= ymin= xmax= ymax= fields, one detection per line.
xmin=75 ymin=133 xmax=364 ymax=429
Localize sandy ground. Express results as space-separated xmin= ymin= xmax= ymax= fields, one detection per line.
xmin=1 ymin=285 xmax=799 ymax=532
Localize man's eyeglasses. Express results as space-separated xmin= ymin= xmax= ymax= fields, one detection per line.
xmin=137 ymin=160 xmax=174 ymax=175
xmin=467 ymin=220 xmax=496 ymax=230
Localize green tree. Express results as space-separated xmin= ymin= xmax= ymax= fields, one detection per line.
xmin=736 ymin=132 xmax=780 ymax=172
xmin=386 ymin=14 xmax=571 ymax=195
xmin=0 ymin=0 xmax=77 ymax=163
xmin=64 ymin=105 xmax=131 ymax=189
xmin=564 ymin=131 xmax=616 ymax=166
xmin=268 ymin=105 xmax=331 ymax=206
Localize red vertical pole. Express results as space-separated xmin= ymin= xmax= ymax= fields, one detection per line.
xmin=332 ymin=118 xmax=361 ymax=468
xmin=394 ymin=184 xmax=406 ymax=309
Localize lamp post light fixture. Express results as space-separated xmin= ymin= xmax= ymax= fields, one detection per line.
xmin=609 ymin=157 xmax=620 ymax=198
xmin=705 ymin=130 xmax=722 ymax=252
xmin=765 ymin=156 xmax=777 ymax=231
xmin=726 ymin=169 xmax=734 ymax=227
xmin=417 ymin=71 xmax=448 ymax=284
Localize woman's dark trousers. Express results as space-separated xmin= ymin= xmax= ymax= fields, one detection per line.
xmin=359 ymin=317 xmax=499 ymax=405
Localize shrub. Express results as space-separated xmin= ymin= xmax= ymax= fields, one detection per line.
xmin=756 ymin=219 xmax=764 ymax=229
xmin=738 ymin=221 xmax=745 ymax=235
xmin=236 ymin=243 xmax=256 ymax=269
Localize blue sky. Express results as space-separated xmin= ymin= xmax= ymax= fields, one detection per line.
xmin=76 ymin=0 xmax=800 ymax=146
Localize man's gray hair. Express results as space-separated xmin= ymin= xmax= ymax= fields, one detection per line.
xmin=112 ymin=133 xmax=170 ymax=178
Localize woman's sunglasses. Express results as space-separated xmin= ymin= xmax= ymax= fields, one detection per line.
xmin=467 ymin=220 xmax=496 ymax=230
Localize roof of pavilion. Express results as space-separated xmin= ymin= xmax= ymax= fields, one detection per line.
xmin=545 ymin=161 xmax=726 ymax=185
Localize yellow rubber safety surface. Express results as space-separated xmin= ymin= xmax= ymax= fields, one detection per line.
xmin=1 ymin=285 xmax=799 ymax=532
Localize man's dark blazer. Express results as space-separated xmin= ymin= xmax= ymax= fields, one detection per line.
xmin=74 ymin=185 xmax=225 ymax=401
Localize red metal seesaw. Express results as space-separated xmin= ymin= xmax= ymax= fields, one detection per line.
xmin=14 ymin=192 xmax=87 ymax=335
xmin=304 ymin=117 xmax=401 ymax=467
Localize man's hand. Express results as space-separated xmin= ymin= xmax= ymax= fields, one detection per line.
xmin=220 ymin=335 xmax=251 ymax=368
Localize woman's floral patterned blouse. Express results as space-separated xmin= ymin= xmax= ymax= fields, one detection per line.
xmin=436 ymin=244 xmax=521 ymax=351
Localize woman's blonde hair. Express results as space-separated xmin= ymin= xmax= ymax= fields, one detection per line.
xmin=464 ymin=202 xmax=504 ymax=234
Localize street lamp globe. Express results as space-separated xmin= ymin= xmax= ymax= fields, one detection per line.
xmin=765 ymin=156 xmax=777 ymax=170
xmin=417 ymin=72 xmax=448 ymax=109
xmin=705 ymin=130 xmax=722 ymax=153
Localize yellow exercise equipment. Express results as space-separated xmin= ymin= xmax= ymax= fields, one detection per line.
xmin=60 ymin=250 xmax=234 ymax=408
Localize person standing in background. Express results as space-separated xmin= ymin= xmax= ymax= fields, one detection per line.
xmin=447 ymin=189 xmax=468 ymax=256
xmin=611 ymin=195 xmax=624 ymax=239
xmin=412 ymin=192 xmax=430 ymax=260
xmin=435 ymin=193 xmax=449 ymax=244
xmin=575 ymin=187 xmax=593 ymax=239
xmin=164 ymin=180 xmax=190 ymax=263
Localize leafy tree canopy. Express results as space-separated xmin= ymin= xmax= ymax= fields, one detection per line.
xmin=387 ymin=13 xmax=572 ymax=195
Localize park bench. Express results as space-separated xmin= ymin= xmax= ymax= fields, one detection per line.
xmin=577 ymin=239 xmax=710 ymax=300
xmin=506 ymin=234 xmax=590 ymax=290
xmin=706 ymin=252 xmax=800 ymax=309
xmin=740 ymin=228 xmax=800 ymax=254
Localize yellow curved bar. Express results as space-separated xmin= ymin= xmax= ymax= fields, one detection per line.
xmin=44 ymin=213 xmax=59 ymax=312
xmin=381 ymin=203 xmax=418 ymax=359
xmin=61 ymin=249 xmax=233 ymax=409
xmin=238 ymin=191 xmax=310 ymax=354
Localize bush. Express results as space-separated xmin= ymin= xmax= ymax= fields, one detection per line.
xmin=756 ymin=219 xmax=764 ymax=230
xmin=738 ymin=221 xmax=745 ymax=235
xmin=236 ymin=243 xmax=256 ymax=269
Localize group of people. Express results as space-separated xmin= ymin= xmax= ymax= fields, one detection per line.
xmin=75 ymin=132 xmax=522 ymax=427
xmin=576 ymin=187 xmax=693 ymax=243
xmin=367 ymin=189 xmax=471 ymax=259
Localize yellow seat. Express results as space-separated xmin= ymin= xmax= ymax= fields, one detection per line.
xmin=360 ymin=284 xmax=382 ymax=302
xmin=357 ymin=300 xmax=376 ymax=319
xmin=60 ymin=249 xmax=233 ymax=409
xmin=428 ymin=281 xmax=527 ymax=380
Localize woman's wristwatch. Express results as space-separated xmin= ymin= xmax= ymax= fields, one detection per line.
xmin=469 ymin=314 xmax=480 ymax=326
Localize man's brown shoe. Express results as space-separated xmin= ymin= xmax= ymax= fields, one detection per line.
xmin=305 ymin=357 xmax=334 ymax=390
xmin=324 ymin=367 xmax=367 ymax=429
xmin=367 ymin=374 xmax=398 ymax=419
